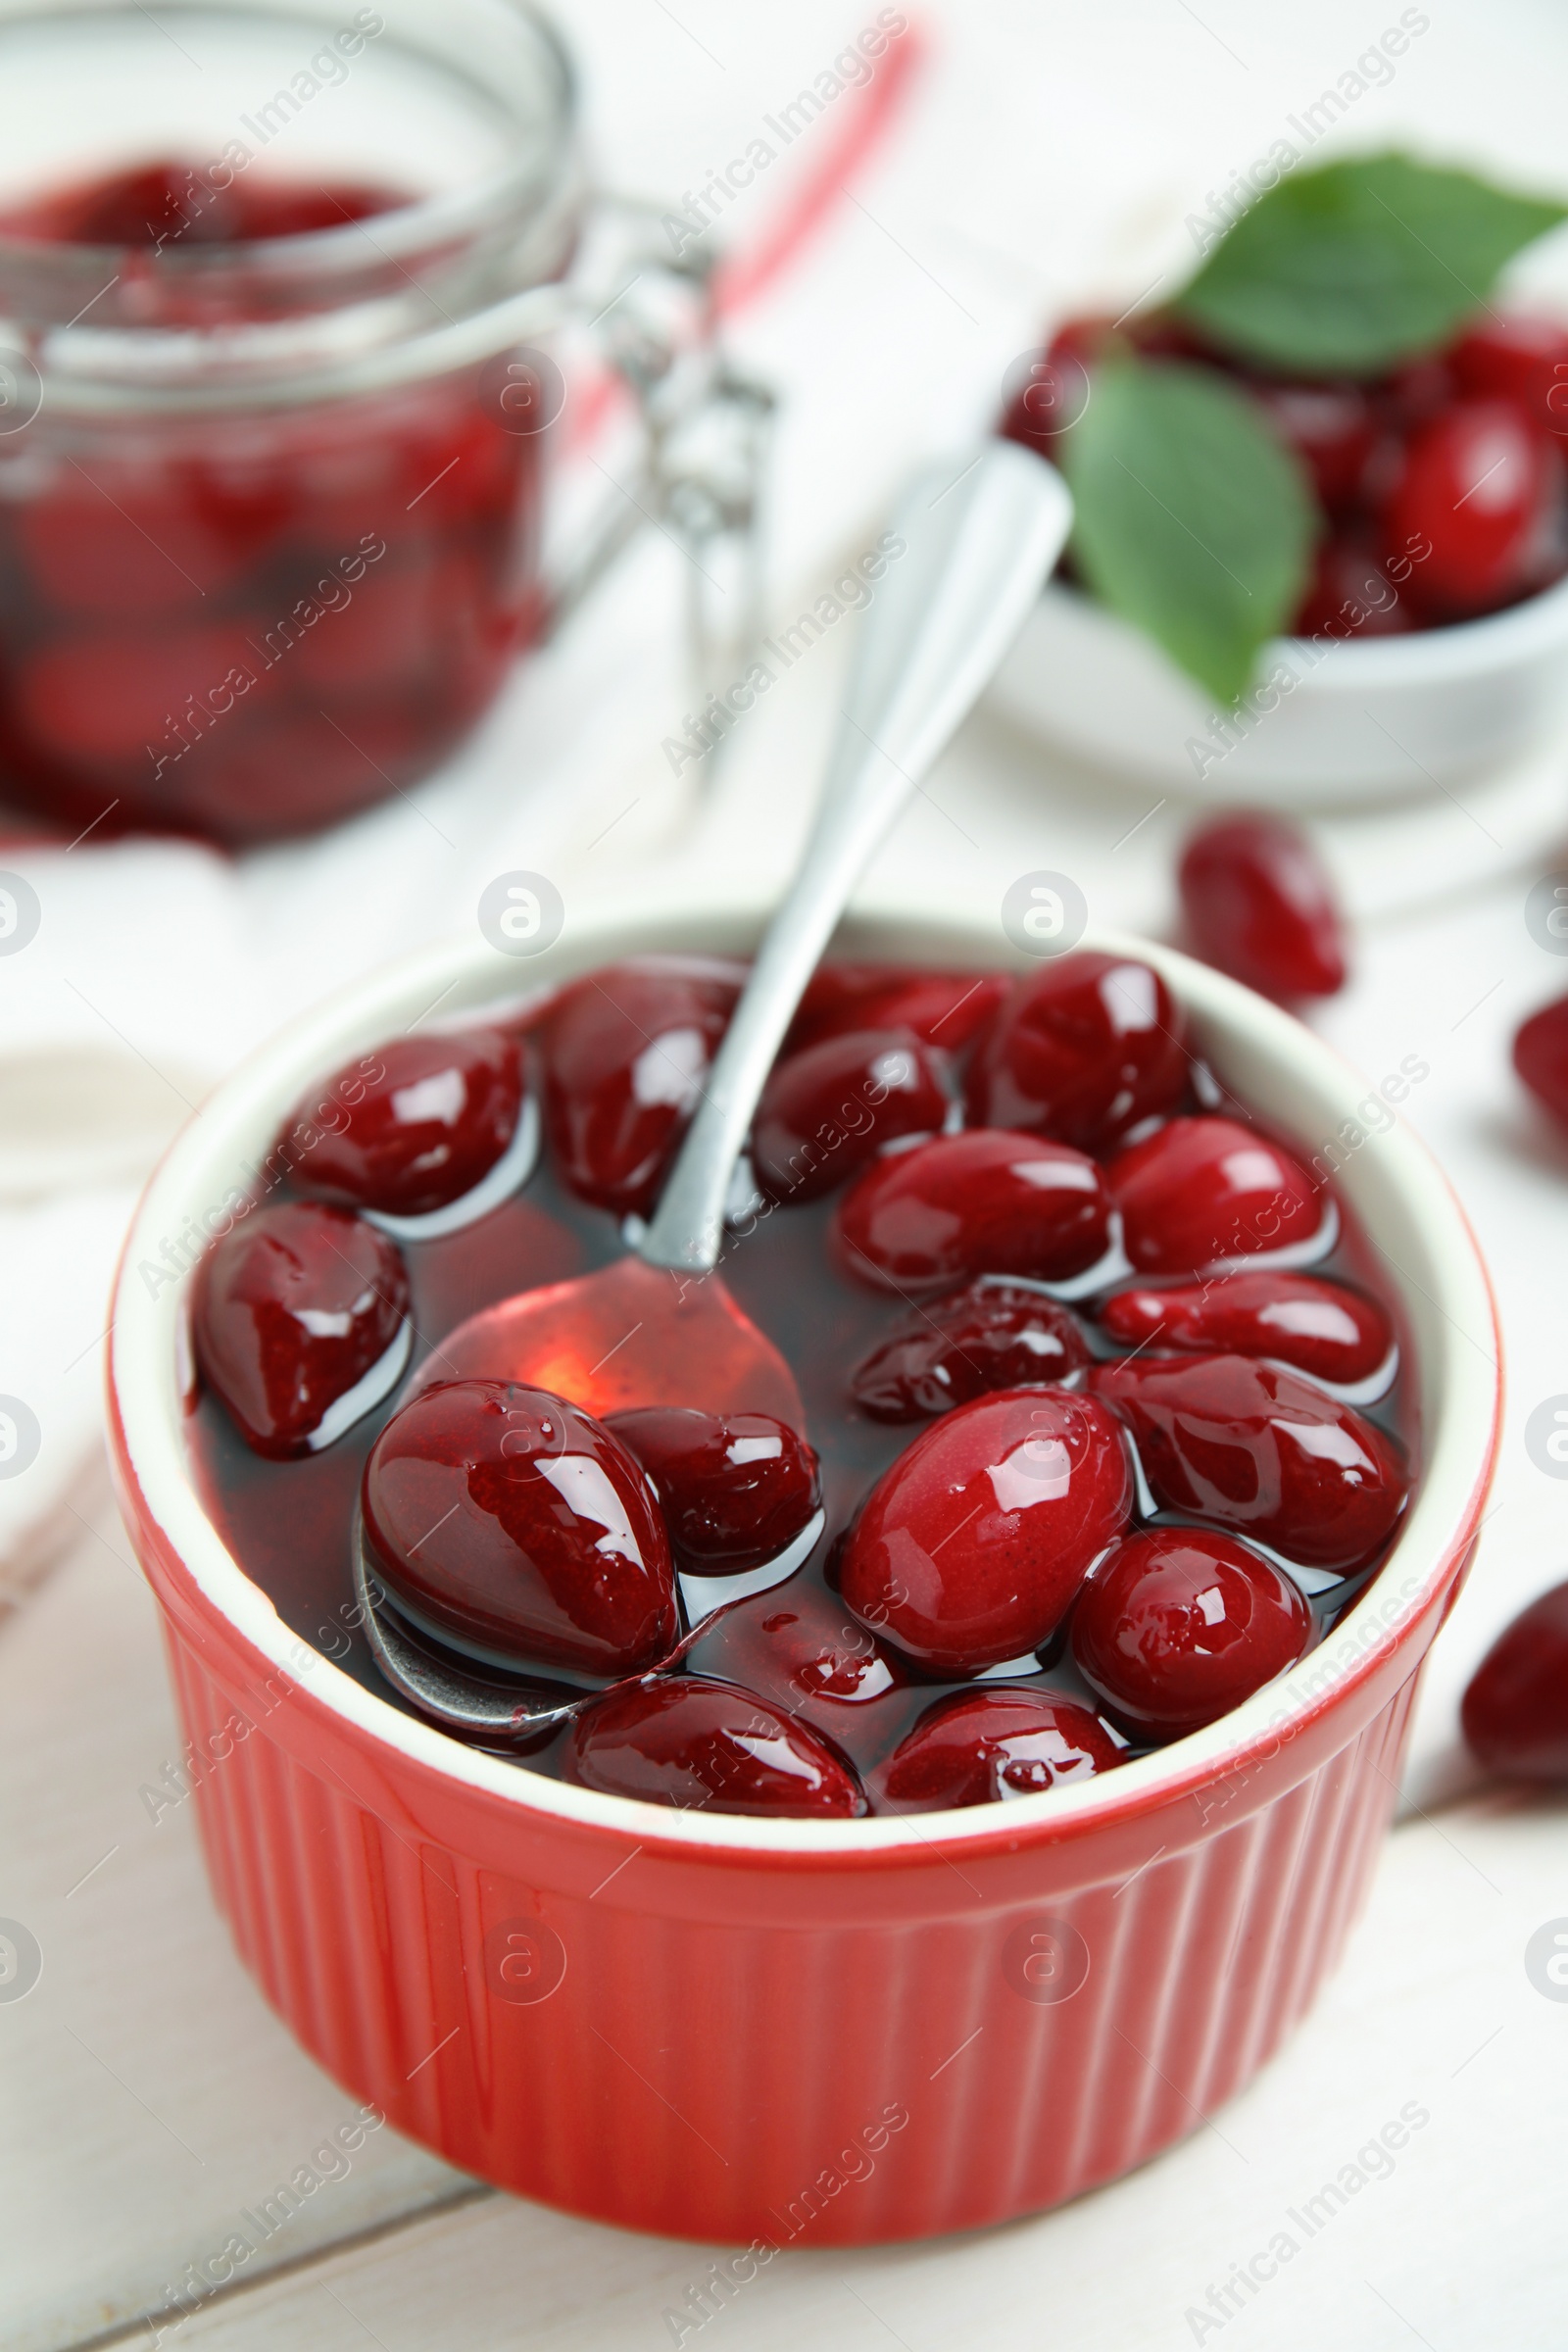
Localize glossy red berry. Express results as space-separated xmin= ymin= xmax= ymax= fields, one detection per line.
xmin=1090 ymin=1352 xmax=1409 ymax=1574
xmin=1072 ymin=1527 xmax=1311 ymax=1741
xmin=541 ymin=962 xmax=738 ymax=1218
xmin=362 ymin=1381 xmax=677 ymax=1678
xmin=1106 ymin=1115 xmax=1324 ymax=1274
xmin=1000 ymin=318 xmax=1106 ymax=448
xmin=563 ymin=1676 xmax=866 ymax=1816
xmin=836 ymin=1129 xmax=1111 ymax=1294
xmin=1098 ymin=1270 xmax=1393 ymax=1390
xmin=1291 ymin=534 xmax=1412 ymax=641
xmin=752 ymin=1028 xmax=948 ymax=1203
xmin=680 ymin=1577 xmax=908 ymax=1757
xmin=786 ymin=962 xmax=1008 ymax=1055
xmin=1041 ymin=314 xmax=1118 ymax=368
xmin=1251 ymin=380 xmax=1376 ymax=511
xmin=1377 ymin=399 xmax=1562 ymax=618
xmin=965 ymin=952 xmax=1189 ymax=1153
xmin=1123 ymin=312 xmax=1219 ymax=364
xmin=1513 ymin=995 xmax=1568 ymax=1129
xmin=193 ymin=1201 xmax=409 ymax=1459
xmin=1178 ymin=813 xmax=1348 ymax=1001
xmin=839 ymin=1389 xmax=1133 ymax=1671
xmin=1373 ymin=355 xmax=1458 ymax=431
xmin=850 ymin=1278 xmax=1090 ymax=1420
xmin=1461 ymin=1582 xmax=1568 ymax=1779
xmin=1449 ymin=315 xmax=1568 ymax=435
xmin=874 ymin=1689 xmax=1123 ymax=1811
xmin=283 ymin=1028 xmax=525 ymax=1220
xmin=604 ymin=1407 xmax=820 ymax=1574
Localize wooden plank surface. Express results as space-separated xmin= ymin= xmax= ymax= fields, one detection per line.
xmin=0 ymin=1494 xmax=466 ymax=2352
xmin=4 ymin=1498 xmax=1564 ymax=2352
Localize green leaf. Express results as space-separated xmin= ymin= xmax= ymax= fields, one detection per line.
xmin=1059 ymin=357 xmax=1315 ymax=706
xmin=1175 ymin=153 xmax=1567 ymax=376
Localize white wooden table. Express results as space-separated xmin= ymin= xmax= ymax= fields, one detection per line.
xmin=9 ymin=4 xmax=1568 ymax=2340
xmin=5 ymin=1488 xmax=1565 ymax=2352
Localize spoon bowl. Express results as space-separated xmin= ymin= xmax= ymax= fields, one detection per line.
xmin=409 ymin=1254 xmax=804 ymax=1424
xmin=353 ymin=1517 xmax=586 ymax=1742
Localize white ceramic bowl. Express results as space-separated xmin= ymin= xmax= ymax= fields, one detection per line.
xmin=988 ymin=573 xmax=1568 ymax=807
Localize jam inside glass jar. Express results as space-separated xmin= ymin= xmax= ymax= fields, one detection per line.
xmin=0 ymin=0 xmax=580 ymax=843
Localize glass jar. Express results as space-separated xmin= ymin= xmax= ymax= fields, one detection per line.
xmin=0 ymin=0 xmax=762 ymax=844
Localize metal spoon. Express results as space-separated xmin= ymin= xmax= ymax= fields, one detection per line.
xmin=354 ymin=1501 xmax=831 ymax=1741
xmin=414 ymin=441 xmax=1073 ymax=1420
xmin=362 ymin=440 xmax=1073 ymax=1733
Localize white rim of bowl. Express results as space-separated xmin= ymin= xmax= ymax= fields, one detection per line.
xmin=1039 ymin=565 xmax=1568 ymax=682
xmin=110 ymin=900 xmax=1500 ymax=1859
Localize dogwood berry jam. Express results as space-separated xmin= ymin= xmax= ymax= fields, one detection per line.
xmin=0 ymin=157 xmax=554 ymax=843
xmin=186 ymin=951 xmax=1417 ymax=1819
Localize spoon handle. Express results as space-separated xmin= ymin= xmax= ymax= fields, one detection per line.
xmin=639 ymin=438 xmax=1073 ymax=1274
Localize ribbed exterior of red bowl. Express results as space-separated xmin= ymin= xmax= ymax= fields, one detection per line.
xmin=105 ymin=910 xmax=1501 ymax=2247
xmin=123 ymin=1453 xmax=1460 ymax=2247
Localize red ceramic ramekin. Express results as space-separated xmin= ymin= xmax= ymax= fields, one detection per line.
xmin=108 ymin=900 xmax=1500 ymax=2245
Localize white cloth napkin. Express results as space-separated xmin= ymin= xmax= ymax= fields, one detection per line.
xmin=5 ymin=0 xmax=1568 ymax=1811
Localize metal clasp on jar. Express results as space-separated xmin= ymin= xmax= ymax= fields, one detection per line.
xmin=550 ymin=194 xmax=774 ymax=734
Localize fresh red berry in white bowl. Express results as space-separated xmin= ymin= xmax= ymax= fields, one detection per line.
xmin=1449 ymin=314 xmax=1568 ymax=425
xmin=1376 ymin=399 xmax=1562 ymax=619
